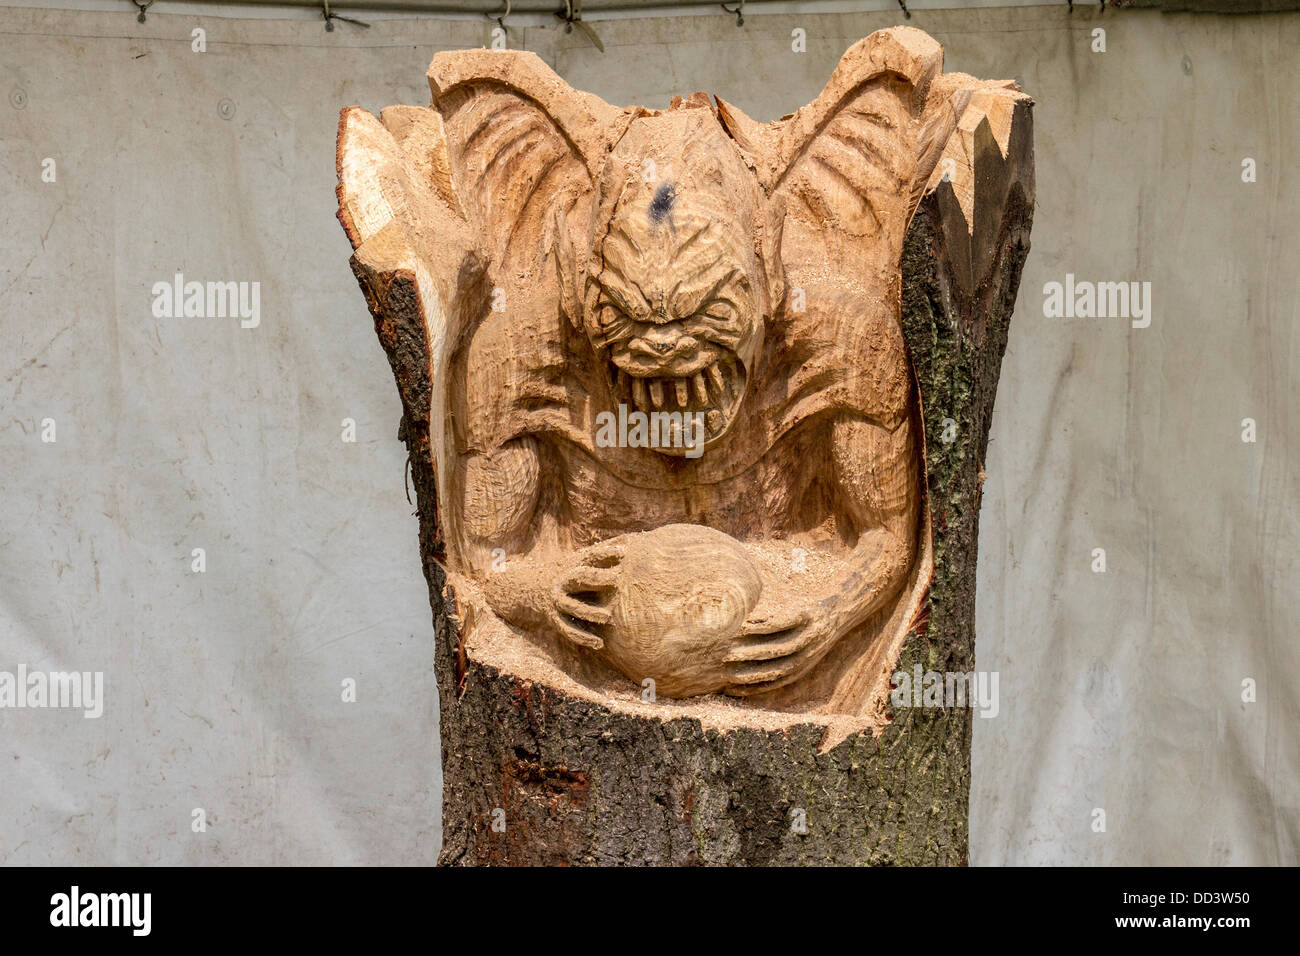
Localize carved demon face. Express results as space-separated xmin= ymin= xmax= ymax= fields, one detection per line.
xmin=580 ymin=110 xmax=775 ymax=455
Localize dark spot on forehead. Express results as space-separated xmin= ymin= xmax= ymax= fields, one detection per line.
xmin=649 ymin=182 xmax=676 ymax=224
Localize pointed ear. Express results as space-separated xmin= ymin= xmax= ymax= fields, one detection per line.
xmin=428 ymin=50 xmax=632 ymax=270
xmin=718 ymin=27 xmax=944 ymax=243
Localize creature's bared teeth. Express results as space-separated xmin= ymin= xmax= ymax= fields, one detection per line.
xmin=707 ymin=409 xmax=724 ymax=435
xmin=649 ymin=380 xmax=665 ymax=409
xmin=707 ymin=363 xmax=726 ymax=396
xmin=693 ymin=372 xmax=709 ymax=404
xmin=675 ymin=379 xmax=689 ymax=407
xmin=632 ymin=378 xmax=649 ymax=411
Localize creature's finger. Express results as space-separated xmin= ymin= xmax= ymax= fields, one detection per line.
xmin=725 ymin=630 xmax=812 ymax=663
xmin=548 ymin=606 xmax=605 ymax=651
xmin=724 ymin=660 xmax=791 ymax=685
xmin=560 ymin=567 xmax=619 ymax=594
xmin=741 ymin=609 xmax=807 ymax=637
xmin=723 ymin=663 xmax=808 ymax=696
xmin=553 ymin=592 xmax=613 ymax=626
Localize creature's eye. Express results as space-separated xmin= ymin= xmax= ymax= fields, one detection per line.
xmin=595 ymin=302 xmax=634 ymax=346
xmin=597 ymin=302 xmax=622 ymax=329
xmin=700 ymin=301 xmax=736 ymax=323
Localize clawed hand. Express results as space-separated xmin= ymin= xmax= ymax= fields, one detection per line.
xmin=545 ymin=533 xmax=839 ymax=698
xmin=548 ymin=540 xmax=626 ymax=651
xmin=722 ymin=604 xmax=838 ymax=695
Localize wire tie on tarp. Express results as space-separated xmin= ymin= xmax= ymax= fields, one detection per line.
xmin=324 ymin=0 xmax=371 ymax=32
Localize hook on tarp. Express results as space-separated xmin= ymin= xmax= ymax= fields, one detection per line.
xmin=720 ymin=2 xmax=745 ymax=27
xmin=556 ymin=1 xmax=604 ymax=52
xmin=487 ymin=0 xmax=512 ymax=31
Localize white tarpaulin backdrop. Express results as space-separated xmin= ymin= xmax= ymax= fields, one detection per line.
xmin=1 ymin=3 xmax=1296 ymax=864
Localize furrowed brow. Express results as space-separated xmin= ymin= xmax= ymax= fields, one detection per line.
xmin=670 ymin=258 xmax=744 ymax=319
xmin=597 ymin=261 xmax=651 ymax=319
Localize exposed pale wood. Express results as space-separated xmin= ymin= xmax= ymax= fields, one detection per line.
xmin=336 ymin=27 xmax=1033 ymax=864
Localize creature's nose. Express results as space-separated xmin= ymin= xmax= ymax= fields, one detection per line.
xmin=635 ymin=324 xmax=682 ymax=358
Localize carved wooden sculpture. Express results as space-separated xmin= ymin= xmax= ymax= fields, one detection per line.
xmin=337 ymin=26 xmax=1033 ymax=864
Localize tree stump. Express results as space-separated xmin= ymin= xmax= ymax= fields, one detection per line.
xmin=336 ymin=28 xmax=1033 ymax=865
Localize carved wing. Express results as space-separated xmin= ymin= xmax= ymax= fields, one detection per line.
xmin=428 ymin=52 xmax=629 ymax=282
xmin=707 ymin=28 xmax=1032 ymax=431
xmin=336 ymin=51 xmax=628 ymax=563
xmin=715 ymin=28 xmax=941 ymax=248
